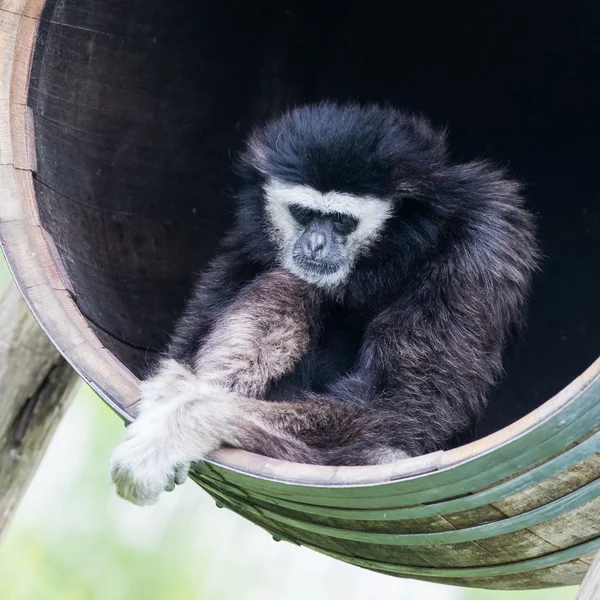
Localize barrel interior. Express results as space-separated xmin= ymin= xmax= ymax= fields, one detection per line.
xmin=30 ymin=0 xmax=600 ymax=442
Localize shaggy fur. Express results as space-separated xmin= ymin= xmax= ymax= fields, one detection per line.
xmin=111 ymin=103 xmax=539 ymax=505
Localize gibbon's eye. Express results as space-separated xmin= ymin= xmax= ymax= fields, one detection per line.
xmin=331 ymin=212 xmax=358 ymax=235
xmin=288 ymin=204 xmax=315 ymax=226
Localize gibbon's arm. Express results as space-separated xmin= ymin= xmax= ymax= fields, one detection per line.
xmin=111 ymin=267 xmax=405 ymax=504
xmin=317 ymin=256 xmax=522 ymax=461
xmin=111 ymin=268 xmax=329 ymax=505
xmin=164 ymin=233 xmax=259 ymax=365
xmin=111 ymin=250 xmax=517 ymax=505
xmin=190 ymin=268 xmax=318 ymax=396
xmin=192 ymin=242 xmax=520 ymax=467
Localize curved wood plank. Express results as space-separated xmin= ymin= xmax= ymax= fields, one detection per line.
xmin=198 ymin=368 xmax=600 ymax=506
xmin=192 ymin=428 xmax=600 ymax=521
xmin=297 ymin=537 xmax=600 ymax=580
xmin=199 ymin=476 xmax=600 ymax=547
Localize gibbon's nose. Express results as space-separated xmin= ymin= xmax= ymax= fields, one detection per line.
xmin=305 ymin=230 xmax=327 ymax=259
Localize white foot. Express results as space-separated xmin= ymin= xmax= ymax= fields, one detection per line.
xmin=110 ymin=361 xmax=238 ymax=506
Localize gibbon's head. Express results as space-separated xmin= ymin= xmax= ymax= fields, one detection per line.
xmin=234 ymin=103 xmax=453 ymax=289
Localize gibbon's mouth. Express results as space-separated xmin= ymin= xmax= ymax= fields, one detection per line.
xmin=293 ymin=256 xmax=342 ymax=275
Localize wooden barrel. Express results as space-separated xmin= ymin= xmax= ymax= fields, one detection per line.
xmin=1 ymin=0 xmax=599 ymax=591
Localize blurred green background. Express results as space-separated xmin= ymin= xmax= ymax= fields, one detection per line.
xmin=0 ymin=254 xmax=579 ymax=600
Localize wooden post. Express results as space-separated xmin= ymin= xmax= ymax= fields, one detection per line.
xmin=576 ymin=553 xmax=600 ymax=600
xmin=0 ymin=283 xmax=80 ymax=541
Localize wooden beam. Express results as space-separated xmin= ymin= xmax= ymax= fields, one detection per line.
xmin=0 ymin=283 xmax=79 ymax=541
xmin=576 ymin=552 xmax=600 ymax=600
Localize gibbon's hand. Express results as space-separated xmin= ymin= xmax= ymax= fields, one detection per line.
xmin=110 ymin=360 xmax=237 ymax=506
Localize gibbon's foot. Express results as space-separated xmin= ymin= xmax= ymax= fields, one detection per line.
xmin=110 ymin=361 xmax=238 ymax=506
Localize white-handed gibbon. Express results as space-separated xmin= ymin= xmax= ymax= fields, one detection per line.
xmin=111 ymin=103 xmax=539 ymax=506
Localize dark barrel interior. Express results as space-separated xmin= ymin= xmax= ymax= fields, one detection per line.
xmin=29 ymin=0 xmax=600 ymax=442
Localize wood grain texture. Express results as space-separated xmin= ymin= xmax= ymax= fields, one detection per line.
xmin=1 ymin=0 xmax=600 ymax=591
xmin=0 ymin=0 xmax=139 ymax=421
xmin=576 ymin=552 xmax=600 ymax=600
xmin=0 ymin=283 xmax=79 ymax=541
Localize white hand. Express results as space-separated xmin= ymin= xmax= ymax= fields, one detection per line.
xmin=110 ymin=360 xmax=236 ymax=506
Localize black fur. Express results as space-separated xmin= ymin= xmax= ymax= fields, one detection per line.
xmin=168 ymin=102 xmax=539 ymax=464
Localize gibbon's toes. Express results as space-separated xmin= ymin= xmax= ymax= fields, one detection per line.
xmin=110 ymin=377 xmax=231 ymax=505
xmin=164 ymin=463 xmax=191 ymax=492
xmin=174 ymin=463 xmax=190 ymax=485
xmin=110 ymin=454 xmax=165 ymax=506
xmin=109 ymin=436 xmax=185 ymax=506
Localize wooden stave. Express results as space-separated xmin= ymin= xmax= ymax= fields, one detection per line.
xmin=199 ymin=477 xmax=600 ymax=548
xmin=189 ymin=428 xmax=600 ymax=521
xmin=197 ymin=366 xmax=600 ymax=504
xmin=192 ymin=477 xmax=598 ymax=589
xmin=0 ymin=1 xmax=599 ymax=589
xmin=191 ymin=444 xmax=600 ymax=568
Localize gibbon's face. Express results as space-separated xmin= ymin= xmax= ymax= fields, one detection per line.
xmin=264 ymin=180 xmax=393 ymax=288
xmin=238 ymin=103 xmax=450 ymax=287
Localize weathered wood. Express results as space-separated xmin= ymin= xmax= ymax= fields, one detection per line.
xmin=199 ymin=369 xmax=600 ymax=501
xmin=0 ymin=283 xmax=79 ymax=541
xmin=192 ymin=430 xmax=600 ymax=521
xmin=576 ymin=551 xmax=600 ymax=600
